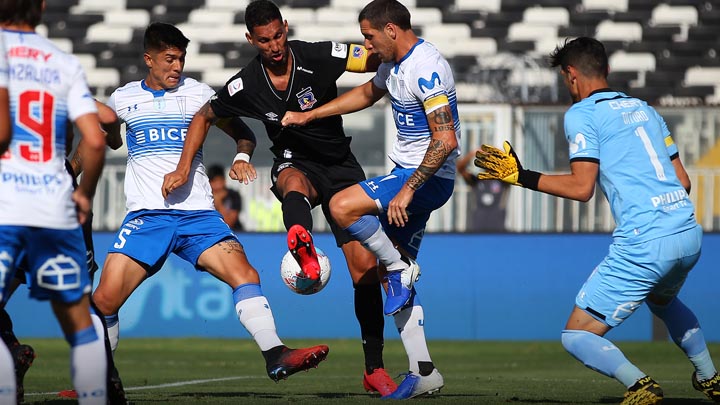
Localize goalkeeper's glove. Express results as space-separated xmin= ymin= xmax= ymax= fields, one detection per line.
xmin=473 ymin=141 xmax=541 ymax=190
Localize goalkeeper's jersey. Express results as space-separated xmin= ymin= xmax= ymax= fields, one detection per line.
xmin=0 ymin=29 xmax=97 ymax=229
xmin=107 ymin=77 xmax=215 ymax=212
xmin=564 ymin=89 xmax=696 ymax=243
xmin=372 ymin=39 xmax=461 ymax=180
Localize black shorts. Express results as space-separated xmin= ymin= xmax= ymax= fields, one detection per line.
xmin=270 ymin=153 xmax=366 ymax=246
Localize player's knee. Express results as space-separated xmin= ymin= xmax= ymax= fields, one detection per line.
xmin=91 ymin=289 xmax=119 ymax=315
xmin=329 ymin=193 xmax=353 ymax=224
xmin=561 ymin=329 xmax=585 ymax=354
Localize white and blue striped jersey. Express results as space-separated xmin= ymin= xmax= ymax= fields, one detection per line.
xmin=0 ymin=29 xmax=97 ymax=229
xmin=0 ymin=35 xmax=7 ymax=87
xmin=108 ymin=77 xmax=215 ymax=212
xmin=565 ymin=90 xmax=696 ymax=243
xmin=372 ymin=39 xmax=461 ymax=180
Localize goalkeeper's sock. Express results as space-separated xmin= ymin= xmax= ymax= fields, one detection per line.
xmin=354 ymin=283 xmax=385 ymax=372
xmin=346 ymin=215 xmax=405 ymax=271
xmin=233 ymin=283 xmax=284 ymax=351
xmin=0 ymin=307 xmax=20 ymax=347
xmin=394 ymin=294 xmax=432 ymax=375
xmin=648 ymin=298 xmax=717 ymax=380
xmin=561 ymin=329 xmax=644 ymax=387
xmin=282 ymin=191 xmax=313 ymax=232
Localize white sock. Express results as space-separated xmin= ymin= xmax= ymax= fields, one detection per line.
xmin=0 ymin=342 xmax=16 ymax=403
xmin=236 ymin=296 xmax=283 ymax=351
xmin=105 ymin=315 xmax=119 ymax=354
xmin=362 ymin=224 xmax=405 ymax=272
xmin=394 ymin=304 xmax=432 ymax=374
xmin=71 ymin=334 xmax=107 ymax=404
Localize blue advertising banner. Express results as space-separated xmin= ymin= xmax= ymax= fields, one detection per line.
xmin=6 ymin=233 xmax=719 ymax=341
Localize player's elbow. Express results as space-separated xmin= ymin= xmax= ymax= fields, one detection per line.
xmin=576 ymin=186 xmax=595 ymax=202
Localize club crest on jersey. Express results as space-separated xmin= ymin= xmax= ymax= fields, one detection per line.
xmin=265 ymin=112 xmax=279 ymax=122
xmin=418 ymin=72 xmax=441 ymax=94
xmin=227 ymin=77 xmax=243 ymax=97
xmin=296 ymin=87 xmax=317 ymax=110
xmin=331 ymin=42 xmax=347 ymax=58
xmin=153 ymin=97 xmax=166 ymax=110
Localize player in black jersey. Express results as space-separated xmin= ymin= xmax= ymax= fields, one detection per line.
xmin=163 ymin=0 xmax=397 ymax=396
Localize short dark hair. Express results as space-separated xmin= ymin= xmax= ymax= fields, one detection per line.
xmin=0 ymin=0 xmax=43 ymax=28
xmin=244 ymin=0 xmax=283 ymax=32
xmin=206 ymin=164 xmax=226 ymax=180
xmin=143 ymin=22 xmax=190 ymax=52
xmin=549 ymin=37 xmax=609 ymax=78
xmin=359 ymin=0 xmax=412 ymax=31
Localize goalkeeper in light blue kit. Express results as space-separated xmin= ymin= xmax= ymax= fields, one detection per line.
xmin=475 ymin=37 xmax=719 ymax=405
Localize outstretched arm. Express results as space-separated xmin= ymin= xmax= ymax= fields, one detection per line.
xmin=162 ymin=102 xmax=216 ymax=198
xmin=281 ymin=80 xmax=386 ymax=126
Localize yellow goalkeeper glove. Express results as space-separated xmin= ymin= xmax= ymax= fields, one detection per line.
xmin=473 ymin=141 xmax=541 ymax=190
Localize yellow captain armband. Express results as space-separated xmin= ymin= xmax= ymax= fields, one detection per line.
xmin=345 ymin=44 xmax=370 ymax=73
xmin=422 ymin=94 xmax=449 ymax=113
xmin=664 ymin=135 xmax=675 ymax=147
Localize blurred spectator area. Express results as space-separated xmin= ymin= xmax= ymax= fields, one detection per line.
xmin=39 ymin=0 xmax=720 ymax=106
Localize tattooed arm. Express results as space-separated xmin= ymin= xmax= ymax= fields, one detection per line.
xmin=162 ymin=102 xmax=218 ymax=198
xmin=386 ymin=104 xmax=458 ymax=227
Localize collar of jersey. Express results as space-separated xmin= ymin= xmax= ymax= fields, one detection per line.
xmin=394 ymin=38 xmax=424 ymax=74
xmin=141 ymin=79 xmax=182 ymax=97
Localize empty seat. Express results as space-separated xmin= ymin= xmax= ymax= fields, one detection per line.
xmin=583 ymin=0 xmax=628 ymax=12
xmin=508 ymin=23 xmax=557 ymax=42
xmin=183 ymin=53 xmax=224 ymax=72
xmin=609 ymin=51 xmax=656 ymax=72
xmin=204 ymin=0 xmax=249 ymax=11
xmin=84 ymin=67 xmax=121 ymax=89
xmin=422 ymin=23 xmax=471 ymax=41
xmin=175 ymin=24 xmax=247 ymax=43
xmin=290 ymin=24 xmax=364 ymax=43
xmin=72 ymin=0 xmax=126 ymax=12
xmin=315 ymin=8 xmax=359 ymax=24
xmin=104 ymin=9 xmax=150 ymax=28
xmin=277 ymin=7 xmax=316 ymax=25
xmin=456 ymin=0 xmax=501 ymax=13
xmin=428 ymin=37 xmax=497 ymax=57
xmin=188 ymin=9 xmax=235 ymax=25
xmin=202 ymin=68 xmax=244 ymax=88
xmin=523 ymin=7 xmax=570 ymax=27
xmin=595 ymin=20 xmax=642 ymax=41
xmin=650 ymin=4 xmax=698 ymax=26
xmin=86 ymin=24 xmax=134 ymax=43
xmin=508 ymin=67 xmax=557 ymax=87
xmin=685 ymin=67 xmax=720 ymax=86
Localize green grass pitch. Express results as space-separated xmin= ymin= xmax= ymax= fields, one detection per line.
xmin=19 ymin=338 xmax=719 ymax=404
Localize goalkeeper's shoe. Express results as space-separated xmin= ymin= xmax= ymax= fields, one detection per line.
xmin=693 ymin=372 xmax=720 ymax=402
xmin=266 ymin=344 xmax=329 ymax=382
xmin=384 ymin=257 xmax=420 ymax=316
xmin=363 ymin=368 xmax=398 ymax=396
xmin=287 ymin=224 xmax=321 ymax=291
xmin=381 ymin=369 xmax=444 ymax=399
xmin=11 ymin=344 xmax=35 ymax=403
xmin=621 ymin=376 xmax=663 ymax=405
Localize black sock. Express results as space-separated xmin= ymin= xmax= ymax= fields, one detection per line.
xmin=282 ymin=191 xmax=313 ymax=231
xmin=261 ymin=345 xmax=286 ymax=366
xmin=354 ymin=283 xmax=385 ymax=373
xmin=0 ymin=307 xmax=19 ymax=347
xmin=418 ymin=361 xmax=435 ymax=376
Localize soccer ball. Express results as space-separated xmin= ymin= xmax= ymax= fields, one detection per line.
xmin=280 ymin=247 xmax=331 ymax=295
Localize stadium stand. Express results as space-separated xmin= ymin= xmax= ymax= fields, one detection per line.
xmin=35 ymin=0 xmax=719 ymax=106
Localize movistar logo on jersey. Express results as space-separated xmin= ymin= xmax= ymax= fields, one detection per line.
xmin=418 ymin=72 xmax=441 ymax=94
xmin=569 ymin=133 xmax=587 ymax=154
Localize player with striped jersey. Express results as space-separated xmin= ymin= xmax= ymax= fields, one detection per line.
xmin=91 ymin=22 xmax=329 ymax=383
xmin=281 ymin=0 xmax=459 ymax=398
xmin=475 ymin=37 xmax=719 ymax=405
xmin=0 ymin=0 xmax=108 ymax=403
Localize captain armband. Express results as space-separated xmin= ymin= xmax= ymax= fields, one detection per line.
xmin=345 ymin=44 xmax=370 ymax=73
xmin=422 ymin=94 xmax=449 ymax=113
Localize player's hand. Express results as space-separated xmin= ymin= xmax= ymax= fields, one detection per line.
xmin=387 ymin=186 xmax=415 ymax=227
xmin=162 ymin=170 xmax=188 ymax=199
xmin=72 ymin=190 xmax=92 ymax=225
xmin=281 ymin=111 xmax=312 ymax=127
xmin=230 ymin=160 xmax=257 ymax=185
xmin=474 ymin=141 xmax=540 ymax=189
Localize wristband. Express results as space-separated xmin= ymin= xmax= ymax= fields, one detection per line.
xmin=233 ymin=152 xmax=250 ymax=163
xmin=518 ymin=170 xmax=541 ymax=191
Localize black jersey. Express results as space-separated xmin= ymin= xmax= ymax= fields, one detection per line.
xmin=211 ymin=40 xmax=357 ymax=164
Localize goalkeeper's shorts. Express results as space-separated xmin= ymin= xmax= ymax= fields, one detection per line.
xmin=575 ymin=224 xmax=702 ymax=327
xmin=359 ymin=166 xmax=454 ymax=258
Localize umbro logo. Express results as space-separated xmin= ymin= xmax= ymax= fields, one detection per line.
xmin=265 ymin=112 xmax=279 ymax=121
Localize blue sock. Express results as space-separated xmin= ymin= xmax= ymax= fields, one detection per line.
xmin=65 ymin=325 xmax=98 ymax=347
xmin=561 ymin=329 xmax=645 ymax=387
xmin=648 ymin=298 xmax=717 ymax=380
xmin=346 ymin=215 xmax=381 ymax=241
xmin=232 ymin=283 xmax=264 ymax=304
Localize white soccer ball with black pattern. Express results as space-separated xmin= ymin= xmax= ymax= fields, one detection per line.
xmin=280 ymin=247 xmax=331 ymax=295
